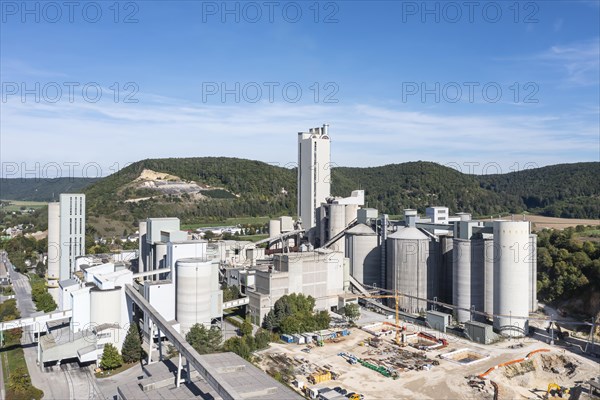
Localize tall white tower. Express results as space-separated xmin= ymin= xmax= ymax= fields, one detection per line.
xmin=297 ymin=124 xmax=331 ymax=229
xmin=58 ymin=194 xmax=86 ymax=280
xmin=47 ymin=202 xmax=61 ymax=304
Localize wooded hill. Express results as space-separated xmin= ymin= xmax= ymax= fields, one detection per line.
xmin=2 ymin=159 xmax=598 ymax=232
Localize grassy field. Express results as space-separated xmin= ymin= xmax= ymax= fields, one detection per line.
xmin=182 ymin=216 xmax=271 ymax=230
xmin=0 ymin=200 xmax=47 ymax=213
xmin=0 ymin=301 xmax=43 ymax=400
xmin=237 ymin=234 xmax=269 ymax=242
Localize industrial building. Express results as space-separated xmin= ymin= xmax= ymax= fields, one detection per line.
xmin=46 ymin=193 xmax=86 ymax=303
xmin=298 ymin=124 xmax=331 ymax=231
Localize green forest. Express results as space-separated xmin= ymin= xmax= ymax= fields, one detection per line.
xmin=536 ymin=225 xmax=600 ymax=317
xmin=1 ymin=159 xmax=598 ymax=235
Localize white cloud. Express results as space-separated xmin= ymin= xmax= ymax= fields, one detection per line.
xmin=1 ymin=92 xmax=598 ymax=178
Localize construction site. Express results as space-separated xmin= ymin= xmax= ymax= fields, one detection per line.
xmin=255 ymin=323 xmax=600 ymax=400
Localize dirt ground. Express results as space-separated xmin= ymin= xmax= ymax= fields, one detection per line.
xmin=506 ymin=215 xmax=600 ymax=230
xmin=255 ymin=328 xmax=600 ymax=399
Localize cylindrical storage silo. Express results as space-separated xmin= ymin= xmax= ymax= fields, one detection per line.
xmin=138 ymin=220 xmax=147 ymax=272
xmin=47 ymin=203 xmax=60 ymax=281
xmin=154 ymin=243 xmax=168 ymax=271
xmin=453 ymin=238 xmax=486 ymax=323
xmin=47 ymin=202 xmax=61 ymax=304
xmin=269 ymin=220 xmax=281 ymax=238
xmin=386 ymin=227 xmax=431 ymax=313
xmin=328 ymin=204 xmax=346 ymax=253
xmin=484 ymin=239 xmax=494 ymax=316
xmin=90 ymin=287 xmax=122 ymax=326
xmin=493 ymin=221 xmax=530 ymax=337
xmin=345 ymin=223 xmax=380 ymax=287
xmin=529 ymin=234 xmax=537 ymax=313
xmin=439 ymin=235 xmax=454 ymax=304
xmin=344 ymin=204 xmax=358 ymax=226
xmin=453 ymin=239 xmax=471 ymax=323
xmin=176 ymin=258 xmax=216 ymax=334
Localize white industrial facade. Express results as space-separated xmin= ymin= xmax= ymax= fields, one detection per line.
xmin=297 ymin=124 xmax=331 ymax=230
xmin=47 ymin=194 xmax=86 ymax=297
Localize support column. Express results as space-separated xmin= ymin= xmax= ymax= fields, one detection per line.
xmin=37 ymin=325 xmax=41 ymax=365
xmin=157 ymin=328 xmax=162 ymax=361
xmin=176 ymin=353 xmax=182 ymax=387
xmin=147 ymin=320 xmax=154 ymax=365
xmin=186 ymin=359 xmax=191 ymax=383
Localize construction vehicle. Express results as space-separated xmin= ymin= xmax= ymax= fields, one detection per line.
xmin=545 ymin=383 xmax=570 ymax=398
xmin=348 ymin=394 xmax=364 ymax=400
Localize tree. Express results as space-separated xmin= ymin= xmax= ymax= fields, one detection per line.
xmin=240 ymin=319 xmax=253 ymax=337
xmin=100 ymin=343 xmax=123 ymax=370
xmin=35 ymin=292 xmax=57 ymax=313
xmin=224 ymin=337 xmax=252 ymax=360
xmin=343 ymin=303 xmax=361 ymax=322
xmin=35 ymin=261 xmax=46 ymax=278
xmin=121 ymin=323 xmax=142 ymax=363
xmin=185 ymin=324 xmax=222 ymax=354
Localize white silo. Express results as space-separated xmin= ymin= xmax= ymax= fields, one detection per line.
xmin=345 ymin=223 xmax=380 ymax=287
xmin=176 ymin=258 xmax=221 ymax=334
xmin=90 ymin=287 xmax=121 ymax=326
xmin=452 ymin=239 xmax=485 ymax=323
xmin=493 ymin=221 xmax=530 ymax=337
xmin=453 ymin=239 xmax=471 ymax=322
xmin=328 ymin=204 xmax=346 ymax=252
xmin=386 ymin=227 xmax=432 ymax=313
xmin=138 ymin=220 xmax=148 ymax=272
xmin=344 ymin=204 xmax=358 ymax=226
xmin=484 ymin=239 xmax=494 ymax=316
xmin=529 ymin=234 xmax=537 ymax=312
xmin=47 ymin=202 xmax=60 ymax=304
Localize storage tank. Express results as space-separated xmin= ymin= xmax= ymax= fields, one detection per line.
xmin=176 ymin=258 xmax=219 ymax=334
xmin=493 ymin=221 xmax=530 ymax=337
xmin=269 ymin=220 xmax=281 ymax=238
xmin=328 ymin=204 xmax=346 ymax=252
xmin=47 ymin=202 xmax=60 ymax=303
xmin=452 ymin=239 xmax=485 ymax=323
xmin=344 ymin=204 xmax=358 ymax=226
xmin=154 ymin=243 xmax=168 ymax=271
xmin=138 ymin=220 xmax=148 ymax=272
xmin=47 ymin=202 xmax=60 ymax=281
xmin=345 ymin=223 xmax=380 ymax=287
xmin=90 ymin=287 xmax=121 ymax=326
xmin=529 ymin=234 xmax=537 ymax=312
xmin=484 ymin=239 xmax=494 ymax=316
xmin=386 ymin=227 xmax=432 ymax=313
xmin=436 ymin=235 xmax=452 ymax=304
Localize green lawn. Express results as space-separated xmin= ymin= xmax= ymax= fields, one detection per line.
xmin=0 ymin=331 xmax=44 ymax=400
xmin=0 ymin=200 xmax=47 ymax=213
xmin=182 ymin=216 xmax=271 ymax=231
xmin=237 ymin=234 xmax=269 ymax=242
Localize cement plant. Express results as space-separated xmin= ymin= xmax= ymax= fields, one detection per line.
xmin=0 ymin=125 xmax=598 ymax=400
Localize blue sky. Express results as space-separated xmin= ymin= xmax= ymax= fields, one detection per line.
xmin=1 ymin=0 xmax=599 ymax=177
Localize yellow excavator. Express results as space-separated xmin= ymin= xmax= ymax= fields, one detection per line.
xmin=545 ymin=383 xmax=570 ymax=398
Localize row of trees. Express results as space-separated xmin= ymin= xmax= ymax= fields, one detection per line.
xmin=30 ymin=275 xmax=57 ymax=313
xmin=99 ymin=324 xmax=143 ymax=370
xmin=262 ymin=293 xmax=331 ymax=334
